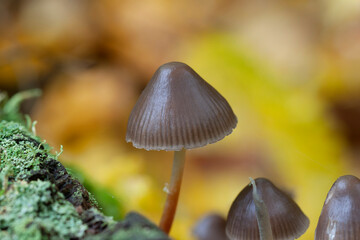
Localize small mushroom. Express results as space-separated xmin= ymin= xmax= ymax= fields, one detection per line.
xmin=193 ymin=213 xmax=229 ymax=240
xmin=226 ymin=178 xmax=309 ymax=240
xmin=126 ymin=62 xmax=237 ymax=233
xmin=315 ymin=175 xmax=360 ymax=240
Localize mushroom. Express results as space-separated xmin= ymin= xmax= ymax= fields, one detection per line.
xmin=126 ymin=62 xmax=237 ymax=233
xmin=193 ymin=213 xmax=229 ymax=240
xmin=226 ymin=177 xmax=309 ymax=240
xmin=315 ymin=175 xmax=360 ymax=240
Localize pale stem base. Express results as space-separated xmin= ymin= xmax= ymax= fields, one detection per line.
xmin=159 ymin=149 xmax=186 ymax=234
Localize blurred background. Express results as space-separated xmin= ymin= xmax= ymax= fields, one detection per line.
xmin=1 ymin=0 xmax=360 ymax=239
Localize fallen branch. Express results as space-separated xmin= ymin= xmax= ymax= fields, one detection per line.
xmin=0 ymin=90 xmax=170 ymax=240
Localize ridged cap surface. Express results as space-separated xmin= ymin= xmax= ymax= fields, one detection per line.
xmin=315 ymin=175 xmax=360 ymax=240
xmin=226 ymin=178 xmax=309 ymax=240
xmin=126 ymin=62 xmax=237 ymax=151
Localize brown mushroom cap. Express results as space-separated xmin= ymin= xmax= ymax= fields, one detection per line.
xmin=226 ymin=178 xmax=309 ymax=240
xmin=126 ymin=62 xmax=237 ymax=151
xmin=193 ymin=213 xmax=229 ymax=240
xmin=315 ymin=175 xmax=360 ymax=240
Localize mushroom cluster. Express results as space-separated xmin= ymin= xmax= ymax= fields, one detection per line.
xmin=126 ymin=61 xmax=360 ymax=240
xmin=224 ymin=175 xmax=360 ymax=240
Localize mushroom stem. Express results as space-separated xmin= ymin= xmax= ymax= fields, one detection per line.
xmin=250 ymin=177 xmax=273 ymax=240
xmin=159 ymin=149 xmax=186 ymax=234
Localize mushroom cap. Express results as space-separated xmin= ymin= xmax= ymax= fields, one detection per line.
xmin=193 ymin=213 xmax=229 ymax=240
xmin=226 ymin=178 xmax=309 ymax=240
xmin=126 ymin=62 xmax=237 ymax=151
xmin=315 ymin=175 xmax=360 ymax=240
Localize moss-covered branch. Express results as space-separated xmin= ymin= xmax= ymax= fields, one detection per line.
xmin=0 ymin=91 xmax=170 ymax=240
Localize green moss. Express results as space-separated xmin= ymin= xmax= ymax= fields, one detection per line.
xmin=0 ymin=180 xmax=87 ymax=240
xmin=0 ymin=120 xmax=54 ymax=182
xmin=0 ymin=106 xmax=97 ymax=239
xmin=0 ymin=91 xmax=170 ymax=240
